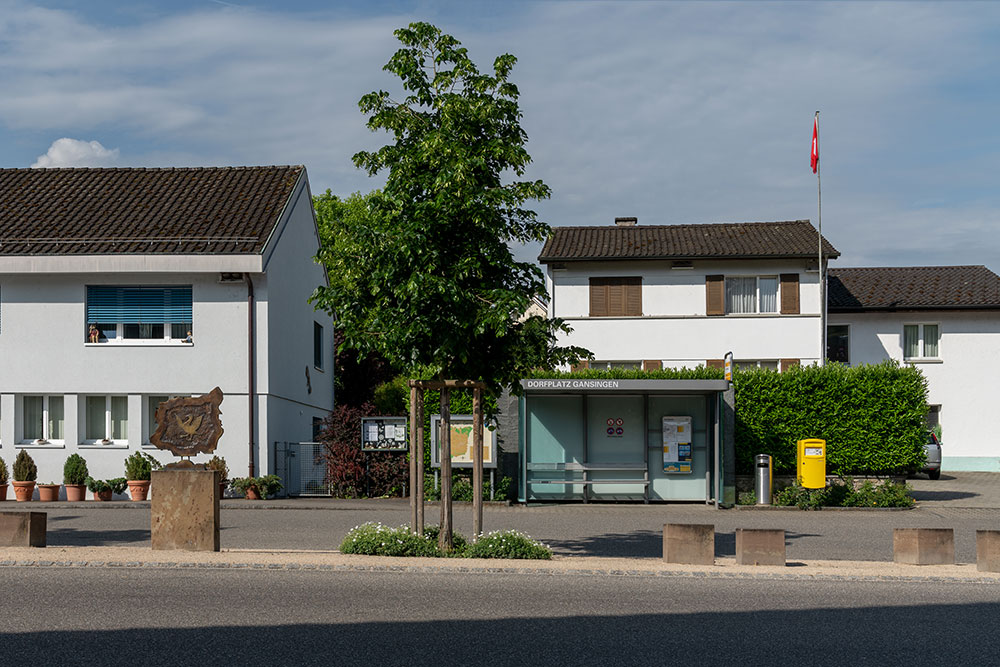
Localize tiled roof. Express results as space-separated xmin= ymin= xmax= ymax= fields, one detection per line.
xmin=539 ymin=220 xmax=839 ymax=262
xmin=0 ymin=166 xmax=303 ymax=255
xmin=829 ymin=266 xmax=1000 ymax=311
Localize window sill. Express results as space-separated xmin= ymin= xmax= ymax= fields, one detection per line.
xmin=15 ymin=442 xmax=66 ymax=449
xmin=85 ymin=342 xmax=193 ymax=347
xmin=904 ymin=358 xmax=943 ymax=364
xmin=79 ymin=442 xmax=130 ymax=449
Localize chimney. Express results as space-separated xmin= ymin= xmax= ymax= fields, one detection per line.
xmin=615 ymin=216 xmax=637 ymax=226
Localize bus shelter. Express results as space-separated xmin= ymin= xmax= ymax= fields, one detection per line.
xmin=518 ymin=379 xmax=735 ymax=506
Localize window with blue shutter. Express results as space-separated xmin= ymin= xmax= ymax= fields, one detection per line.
xmin=86 ymin=286 xmax=192 ymax=343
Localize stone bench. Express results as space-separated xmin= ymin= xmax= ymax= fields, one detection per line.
xmin=736 ymin=528 xmax=785 ymax=566
xmin=977 ymin=530 xmax=1000 ymax=572
xmin=0 ymin=511 xmax=46 ymax=547
xmin=663 ymin=523 xmax=715 ymax=565
xmin=893 ymin=528 xmax=954 ymax=565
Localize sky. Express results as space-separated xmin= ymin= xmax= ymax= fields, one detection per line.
xmin=1 ymin=0 xmax=998 ymax=269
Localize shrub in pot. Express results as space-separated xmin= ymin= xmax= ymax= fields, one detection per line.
xmin=124 ymin=452 xmax=160 ymax=501
xmin=12 ymin=450 xmax=38 ymax=502
xmin=63 ymin=453 xmax=90 ymax=501
xmin=85 ymin=476 xmax=127 ymax=502
xmin=206 ymin=455 xmax=229 ymax=497
xmin=0 ymin=456 xmax=8 ymax=501
xmin=230 ymin=474 xmax=283 ymax=500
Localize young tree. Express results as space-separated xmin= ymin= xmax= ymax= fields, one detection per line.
xmin=311 ymin=22 xmax=588 ymax=393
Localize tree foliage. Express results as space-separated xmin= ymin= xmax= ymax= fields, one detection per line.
xmin=310 ymin=23 xmax=588 ymax=394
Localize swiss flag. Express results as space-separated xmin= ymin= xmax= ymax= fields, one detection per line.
xmin=810 ymin=116 xmax=819 ymax=173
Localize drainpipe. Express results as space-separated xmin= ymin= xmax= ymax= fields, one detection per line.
xmin=245 ymin=273 xmax=256 ymax=477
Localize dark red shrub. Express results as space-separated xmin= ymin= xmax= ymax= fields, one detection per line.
xmin=318 ymin=403 xmax=407 ymax=498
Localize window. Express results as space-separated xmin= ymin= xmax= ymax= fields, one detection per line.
xmin=86 ymin=286 xmax=192 ymax=343
xmin=589 ymin=277 xmax=642 ymax=316
xmin=85 ymin=396 xmax=128 ymax=443
xmin=22 ymin=395 xmax=64 ymax=442
xmin=589 ymin=360 xmax=641 ymax=370
xmin=734 ymin=360 xmax=778 ymax=371
xmin=827 ymin=325 xmax=849 ymax=364
xmin=903 ymin=324 xmax=940 ymax=359
xmin=146 ymin=395 xmax=179 ymax=444
xmin=725 ymin=276 xmax=778 ymax=314
xmin=314 ymin=322 xmax=324 ymax=370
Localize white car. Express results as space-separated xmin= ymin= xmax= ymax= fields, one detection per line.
xmin=923 ymin=432 xmax=942 ymax=480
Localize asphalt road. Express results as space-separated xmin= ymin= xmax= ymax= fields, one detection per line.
xmin=2 ymin=567 xmax=999 ymax=665
xmin=31 ymin=499 xmax=1000 ymax=562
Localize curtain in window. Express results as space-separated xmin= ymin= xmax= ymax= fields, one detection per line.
xmin=725 ymin=277 xmax=756 ymax=314
xmin=48 ymin=396 xmax=64 ymax=440
xmin=903 ymin=325 xmax=920 ymax=358
xmin=111 ymin=396 xmax=128 ymax=440
xmin=923 ymin=325 xmax=939 ymax=357
xmin=86 ymin=396 xmax=106 ymax=439
xmin=23 ymin=396 xmax=43 ymax=440
xmin=759 ymin=277 xmax=778 ymax=313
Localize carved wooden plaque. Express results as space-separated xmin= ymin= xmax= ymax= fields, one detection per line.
xmin=150 ymin=387 xmax=225 ymax=458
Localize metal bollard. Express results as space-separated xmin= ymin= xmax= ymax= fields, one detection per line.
xmin=755 ymin=454 xmax=773 ymax=505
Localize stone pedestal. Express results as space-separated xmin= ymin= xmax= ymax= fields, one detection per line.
xmin=0 ymin=512 xmax=46 ymax=547
xmin=663 ymin=523 xmax=715 ymax=565
xmin=151 ymin=469 xmax=220 ymax=551
xmin=893 ymin=528 xmax=954 ymax=565
xmin=976 ymin=530 xmax=1000 ymax=572
xmin=735 ymin=528 xmax=785 ymax=566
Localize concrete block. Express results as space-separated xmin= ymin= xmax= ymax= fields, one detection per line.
xmin=976 ymin=530 xmax=1000 ymax=572
xmin=663 ymin=523 xmax=715 ymax=565
xmin=735 ymin=528 xmax=785 ymax=566
xmin=151 ymin=469 xmax=220 ymax=552
xmin=893 ymin=528 xmax=954 ymax=565
xmin=0 ymin=511 xmax=46 ymax=547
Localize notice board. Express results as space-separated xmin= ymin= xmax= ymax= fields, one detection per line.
xmin=662 ymin=415 xmax=693 ymax=474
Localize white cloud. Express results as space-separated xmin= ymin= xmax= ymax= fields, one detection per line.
xmin=32 ymin=138 xmax=120 ymax=168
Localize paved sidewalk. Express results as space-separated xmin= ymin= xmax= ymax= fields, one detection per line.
xmin=908 ymin=471 xmax=1000 ymax=507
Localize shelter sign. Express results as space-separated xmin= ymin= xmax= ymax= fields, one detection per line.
xmin=361 ymin=417 xmax=408 ymax=452
xmin=662 ymin=415 xmax=693 ymax=474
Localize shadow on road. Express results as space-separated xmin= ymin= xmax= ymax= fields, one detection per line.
xmin=546 ymin=529 xmax=820 ymax=558
xmin=910 ymin=490 xmax=979 ymax=502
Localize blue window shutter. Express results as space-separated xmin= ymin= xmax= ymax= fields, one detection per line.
xmin=87 ymin=286 xmax=192 ymax=323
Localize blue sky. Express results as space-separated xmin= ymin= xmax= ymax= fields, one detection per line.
xmin=2 ymin=1 xmax=998 ymax=268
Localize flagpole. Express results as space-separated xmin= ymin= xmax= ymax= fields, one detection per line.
xmin=815 ymin=110 xmax=824 ymax=367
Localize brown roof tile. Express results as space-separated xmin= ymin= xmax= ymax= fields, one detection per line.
xmin=539 ymin=220 xmax=838 ymax=262
xmin=829 ymin=266 xmax=1000 ymax=311
xmin=0 ymin=166 xmax=303 ymax=255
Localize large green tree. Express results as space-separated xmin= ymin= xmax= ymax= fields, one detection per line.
xmin=311 ymin=22 xmax=588 ymax=393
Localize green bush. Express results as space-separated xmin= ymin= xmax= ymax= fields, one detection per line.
xmin=13 ymin=450 xmax=37 ymax=482
xmin=63 ymin=454 xmax=89 ymax=485
xmin=423 ymin=473 xmax=512 ymax=501
xmin=124 ymin=452 xmax=161 ymax=481
xmin=206 ymin=455 xmax=229 ymax=483
xmin=462 ymin=530 xmax=552 ymax=560
xmin=737 ymin=490 xmax=756 ymax=506
xmin=85 ymin=476 xmax=128 ymax=494
xmin=530 ymin=361 xmax=929 ymax=475
xmin=230 ymin=474 xmax=283 ymax=499
xmin=0 ymin=456 xmax=7 ymax=484
xmin=772 ymin=479 xmax=914 ymax=510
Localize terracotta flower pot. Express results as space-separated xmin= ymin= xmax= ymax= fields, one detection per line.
xmin=94 ymin=489 xmax=113 ymax=502
xmin=244 ymin=486 xmax=261 ymax=500
xmin=13 ymin=481 xmax=35 ymax=502
xmin=0 ymin=483 xmax=7 ymax=501
xmin=64 ymin=484 xmax=87 ymax=502
xmin=127 ymin=480 xmax=151 ymax=501
xmin=37 ymin=484 xmax=60 ymax=502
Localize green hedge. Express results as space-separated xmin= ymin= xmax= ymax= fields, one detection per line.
xmin=526 ymin=361 xmax=928 ymax=475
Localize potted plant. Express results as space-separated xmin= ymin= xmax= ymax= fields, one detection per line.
xmin=124 ymin=452 xmax=160 ymax=501
xmin=85 ymin=476 xmax=127 ymax=502
xmin=37 ymin=481 xmax=61 ymax=502
xmin=0 ymin=456 xmax=7 ymax=501
xmin=12 ymin=450 xmax=37 ymax=502
xmin=206 ymin=455 xmax=229 ymax=498
xmin=230 ymin=474 xmax=283 ymax=500
xmin=63 ymin=453 xmax=89 ymax=501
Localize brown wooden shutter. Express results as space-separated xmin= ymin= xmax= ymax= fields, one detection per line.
xmin=706 ymin=275 xmax=724 ymax=316
xmin=589 ymin=279 xmax=607 ymax=316
xmin=607 ymin=282 xmax=625 ymax=315
xmin=706 ymin=359 xmax=725 ymax=369
xmin=780 ymin=358 xmax=800 ymax=372
xmin=571 ymin=360 xmax=590 ymax=372
xmin=780 ymin=274 xmax=800 ymax=314
xmin=642 ymin=360 xmax=662 ymax=371
xmin=625 ymin=277 xmax=642 ymax=316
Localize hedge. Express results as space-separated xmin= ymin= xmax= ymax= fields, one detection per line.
xmin=526 ymin=361 xmax=928 ymax=475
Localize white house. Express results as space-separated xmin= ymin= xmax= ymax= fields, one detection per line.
xmin=0 ymin=166 xmax=334 ymax=489
xmin=829 ymin=266 xmax=1000 ymax=472
xmin=541 ymin=217 xmax=838 ymax=371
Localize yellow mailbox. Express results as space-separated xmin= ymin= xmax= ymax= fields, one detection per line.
xmin=797 ymin=438 xmax=826 ymax=489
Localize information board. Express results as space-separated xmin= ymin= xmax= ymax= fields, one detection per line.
xmin=360 ymin=417 xmax=408 ymax=452
xmin=662 ymin=415 xmax=693 ymax=474
xmin=430 ymin=414 xmax=497 ymax=469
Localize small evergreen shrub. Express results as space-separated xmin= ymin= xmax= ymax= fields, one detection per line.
xmin=206 ymin=455 xmax=229 ymax=482
xmin=13 ymin=450 xmax=37 ymax=482
xmin=230 ymin=474 xmax=283 ymax=499
xmin=85 ymin=477 xmax=128 ymax=494
xmin=63 ymin=454 xmax=89 ymax=485
xmin=0 ymin=456 xmax=7 ymax=484
xmin=124 ymin=452 xmax=161 ymax=481
xmin=462 ymin=530 xmax=552 ymax=560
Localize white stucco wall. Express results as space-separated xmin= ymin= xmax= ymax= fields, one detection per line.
xmin=550 ymin=259 xmax=823 ymax=365
xmin=831 ymin=311 xmax=1000 ymax=470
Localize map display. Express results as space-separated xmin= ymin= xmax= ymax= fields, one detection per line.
xmin=430 ymin=414 xmax=497 ymax=469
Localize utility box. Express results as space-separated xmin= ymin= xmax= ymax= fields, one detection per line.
xmin=797 ymin=438 xmax=826 ymax=489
